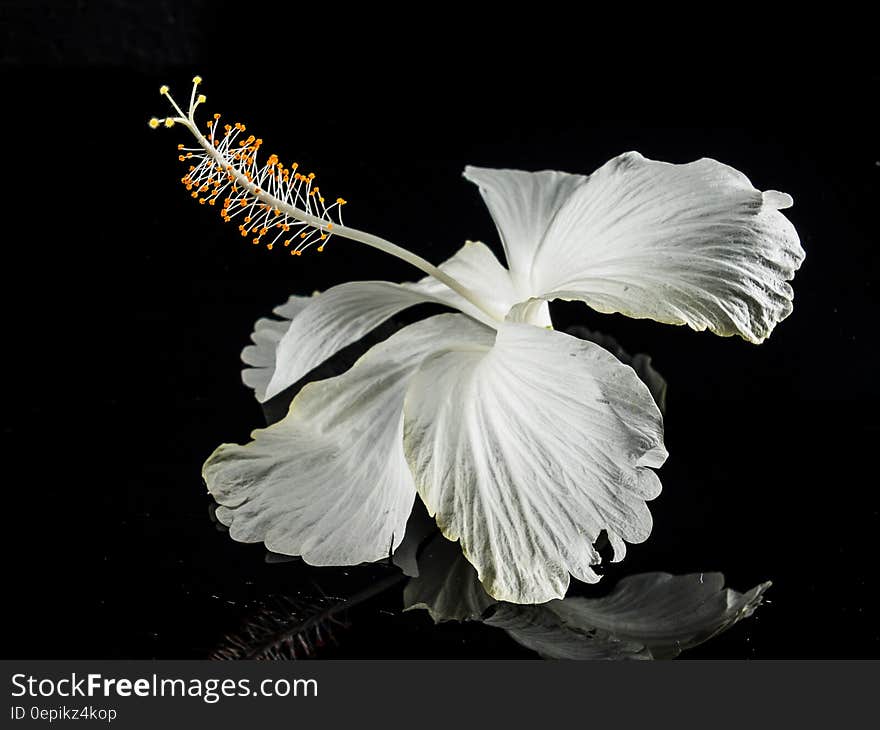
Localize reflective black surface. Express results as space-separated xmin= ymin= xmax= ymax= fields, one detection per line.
xmin=3 ymin=4 xmax=877 ymax=658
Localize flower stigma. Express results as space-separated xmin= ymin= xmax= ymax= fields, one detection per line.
xmin=149 ymin=77 xmax=505 ymax=323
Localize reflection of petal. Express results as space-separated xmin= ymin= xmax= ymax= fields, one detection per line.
xmin=390 ymin=500 xmax=438 ymax=578
xmin=403 ymin=532 xmax=495 ymax=622
xmin=205 ymin=314 xmax=490 ymax=565
xmin=405 ymin=534 xmax=769 ymax=659
xmin=485 ymin=604 xmax=648 ymax=659
xmin=530 ymin=153 xmax=804 ymax=344
xmin=403 ymin=323 xmax=667 ymax=603
xmin=565 ymin=325 xmax=667 ymax=414
xmin=539 ymin=572 xmax=770 ymax=659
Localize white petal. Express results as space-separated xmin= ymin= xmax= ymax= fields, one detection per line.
xmin=564 ymin=325 xmax=668 ymax=414
xmin=403 ymin=323 xmax=667 ymax=604
xmin=241 ymin=294 xmax=314 ymax=401
xmin=205 ymin=314 xmax=491 ymax=566
xmin=409 ymin=240 xmax=522 ymax=323
xmin=263 ymin=242 xmax=510 ymax=403
xmin=529 ymin=152 xmax=804 ymax=343
xmin=463 ymin=166 xmax=587 ymax=293
xmin=263 ymin=282 xmax=436 ymax=402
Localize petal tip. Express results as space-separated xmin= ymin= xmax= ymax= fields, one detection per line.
xmin=763 ymin=189 xmax=794 ymax=210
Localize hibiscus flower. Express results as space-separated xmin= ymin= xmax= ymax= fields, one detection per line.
xmin=151 ymin=78 xmax=804 ymax=604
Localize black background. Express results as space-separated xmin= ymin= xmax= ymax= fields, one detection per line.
xmin=2 ymin=2 xmax=877 ymax=658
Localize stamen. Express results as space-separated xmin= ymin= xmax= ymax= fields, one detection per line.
xmin=149 ymin=77 xmax=507 ymax=324
xmin=150 ymin=79 xmax=343 ymax=256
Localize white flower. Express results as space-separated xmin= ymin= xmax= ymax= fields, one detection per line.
xmin=152 ymin=79 xmax=804 ymax=604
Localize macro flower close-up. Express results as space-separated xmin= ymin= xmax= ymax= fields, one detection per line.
xmin=150 ymin=79 xmax=804 ymax=605
xmin=5 ymin=6 xmax=878 ymax=722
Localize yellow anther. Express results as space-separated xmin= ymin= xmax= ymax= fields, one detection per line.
xmin=317 ymin=245 xmax=325 ymax=252
xmin=336 ymin=198 xmax=347 ymax=205
xmin=149 ymin=118 xmax=160 ymax=129
xmin=159 ymin=85 xmax=169 ymax=95
xmin=164 ymin=118 xmax=175 ymax=128
xmin=197 ymin=94 xmax=206 ymax=104
xmin=192 ymin=75 xmax=203 ymax=85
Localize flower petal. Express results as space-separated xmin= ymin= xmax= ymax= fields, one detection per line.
xmin=409 ymin=240 xmax=522 ymax=323
xmin=564 ymin=325 xmax=668 ymax=414
xmin=463 ymin=166 xmax=587 ymax=293
xmin=529 ymin=152 xmax=804 ymax=343
xmin=205 ymin=314 xmax=492 ymax=566
xmin=263 ymin=281 xmax=438 ymax=402
xmin=263 ymin=242 xmax=510 ymax=403
xmin=403 ymin=323 xmax=667 ymax=604
xmin=241 ymin=294 xmax=314 ymax=401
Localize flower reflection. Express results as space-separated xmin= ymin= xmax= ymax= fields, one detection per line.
xmin=404 ymin=531 xmax=768 ymax=660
